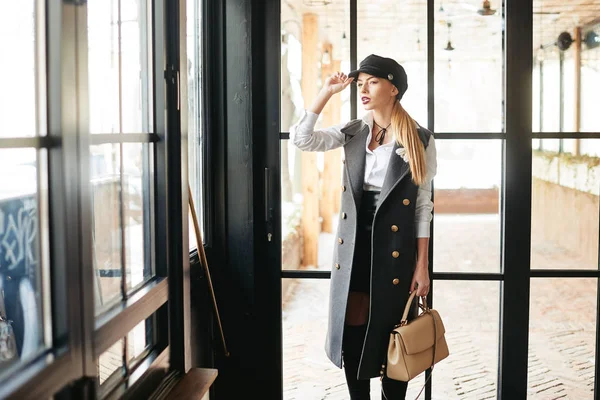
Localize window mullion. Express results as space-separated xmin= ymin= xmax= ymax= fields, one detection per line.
xmin=73 ymin=0 xmax=98 ymax=379
xmin=499 ymin=0 xmax=533 ymax=398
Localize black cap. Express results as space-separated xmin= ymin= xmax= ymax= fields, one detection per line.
xmin=348 ymin=54 xmax=408 ymax=100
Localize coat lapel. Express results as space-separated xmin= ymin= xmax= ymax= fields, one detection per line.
xmin=342 ymin=123 xmax=370 ymax=206
xmin=377 ymin=142 xmax=411 ymax=208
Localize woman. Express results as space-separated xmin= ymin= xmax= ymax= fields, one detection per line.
xmin=290 ymin=54 xmax=437 ymax=399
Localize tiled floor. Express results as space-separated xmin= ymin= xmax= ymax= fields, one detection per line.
xmin=282 ymin=214 xmax=597 ymax=399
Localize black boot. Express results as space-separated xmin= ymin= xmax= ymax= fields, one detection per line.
xmin=342 ymin=324 xmax=370 ymax=400
xmin=381 ymin=373 xmax=408 ymax=400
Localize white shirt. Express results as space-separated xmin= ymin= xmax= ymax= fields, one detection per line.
xmin=289 ymin=110 xmax=437 ymax=238
xmin=364 ymin=134 xmax=395 ymax=191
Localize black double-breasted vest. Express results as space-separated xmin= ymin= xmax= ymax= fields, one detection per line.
xmin=324 ymin=118 xmax=433 ymax=379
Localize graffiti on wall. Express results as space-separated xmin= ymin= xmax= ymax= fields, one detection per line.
xmin=0 ymin=195 xmax=40 ymax=359
xmin=0 ymin=196 xmax=38 ymax=279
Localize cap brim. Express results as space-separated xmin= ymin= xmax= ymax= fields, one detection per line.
xmin=348 ymin=66 xmax=385 ymax=80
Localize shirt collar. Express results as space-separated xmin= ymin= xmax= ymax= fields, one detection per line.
xmin=361 ymin=111 xmax=374 ymax=131
xmin=363 ymin=112 xmax=395 ymax=153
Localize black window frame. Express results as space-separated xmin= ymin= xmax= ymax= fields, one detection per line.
xmin=0 ymin=0 xmax=195 ymax=398
xmin=262 ymin=0 xmax=600 ymax=399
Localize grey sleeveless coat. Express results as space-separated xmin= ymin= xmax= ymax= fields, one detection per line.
xmin=324 ymin=118 xmax=433 ymax=380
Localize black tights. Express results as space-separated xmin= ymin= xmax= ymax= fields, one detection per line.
xmin=342 ymin=324 xmax=408 ymax=400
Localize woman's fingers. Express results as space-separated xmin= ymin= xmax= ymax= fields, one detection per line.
xmin=412 ymin=280 xmax=430 ymax=296
xmin=409 ymin=279 xmax=417 ymax=294
xmin=327 ymin=73 xmax=353 ymax=94
xmin=417 ymin=284 xmax=430 ymax=297
xmin=332 ymin=72 xmax=351 ymax=82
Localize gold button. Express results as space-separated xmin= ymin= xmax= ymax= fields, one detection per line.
xmin=342 ymin=185 xmax=347 ymax=192
xmin=393 ymin=278 xmax=400 ymax=285
xmin=338 ymin=238 xmax=344 ymax=244
xmin=392 ymin=251 xmax=400 ymax=258
xmin=391 ymin=225 xmax=398 ymax=232
xmin=335 ymin=263 xmax=341 ymax=270
xmin=403 ymin=199 xmax=410 ymax=206
xmin=341 ymin=212 xmax=347 ymax=219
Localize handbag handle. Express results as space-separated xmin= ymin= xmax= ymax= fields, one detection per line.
xmin=399 ymin=290 xmax=428 ymax=327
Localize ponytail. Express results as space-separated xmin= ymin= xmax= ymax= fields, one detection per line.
xmin=391 ymin=102 xmax=426 ymax=186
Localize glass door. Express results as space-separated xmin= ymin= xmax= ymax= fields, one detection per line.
xmin=271 ymin=0 xmax=600 ymax=398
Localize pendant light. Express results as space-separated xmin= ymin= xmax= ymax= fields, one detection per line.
xmin=444 ymin=22 xmax=455 ymax=51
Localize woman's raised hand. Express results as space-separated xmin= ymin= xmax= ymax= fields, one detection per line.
xmin=324 ymin=72 xmax=354 ymax=95
xmin=309 ymin=72 xmax=353 ymax=114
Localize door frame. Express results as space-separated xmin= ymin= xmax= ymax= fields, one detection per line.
xmin=254 ymin=0 xmax=600 ymax=399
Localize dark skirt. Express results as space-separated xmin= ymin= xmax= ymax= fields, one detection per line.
xmin=348 ymin=190 xmax=380 ymax=294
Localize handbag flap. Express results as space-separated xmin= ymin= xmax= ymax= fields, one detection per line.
xmin=395 ymin=310 xmax=446 ymax=355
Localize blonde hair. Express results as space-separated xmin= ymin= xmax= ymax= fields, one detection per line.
xmin=391 ymin=101 xmax=426 ymax=186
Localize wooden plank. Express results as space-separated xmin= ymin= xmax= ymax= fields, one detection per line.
xmin=320 ymin=54 xmax=342 ymax=233
xmin=165 ymin=368 xmax=218 ymax=400
xmin=300 ymin=13 xmax=320 ymax=267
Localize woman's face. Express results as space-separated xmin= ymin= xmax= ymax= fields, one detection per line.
xmin=356 ymin=72 xmax=398 ymax=111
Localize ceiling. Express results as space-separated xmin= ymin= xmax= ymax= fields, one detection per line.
xmin=281 ymin=0 xmax=600 ymax=63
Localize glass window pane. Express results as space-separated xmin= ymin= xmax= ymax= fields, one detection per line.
xmin=282 ymin=279 xmax=345 ymax=398
xmin=358 ymin=0 xmax=427 ymax=125
xmin=91 ymin=144 xmax=123 ymax=312
xmin=432 ymin=281 xmax=500 ymax=398
xmin=581 ymin=41 xmax=600 ymax=132
xmin=127 ymin=316 xmax=152 ymax=363
xmin=123 ymin=143 xmax=153 ymax=291
xmin=533 ymin=3 xmax=600 ymax=133
xmin=98 ymin=316 xmax=155 ymax=394
xmin=88 ymin=0 xmax=151 ymax=134
xmin=92 ymin=143 xmax=154 ymax=312
xmin=280 ymin=137 xmax=329 ymax=271
xmin=0 ymin=3 xmax=40 ymax=137
xmin=98 ymin=339 xmax=124 ymax=386
xmin=528 ymin=279 xmax=597 ymax=398
xmin=88 ymin=0 xmax=120 ymax=134
xmin=579 ymin=139 xmax=600 ymax=157
xmin=531 ymin=142 xmax=599 ymax=270
xmin=280 ymin=2 xmax=351 ymax=270
xmin=540 ymin=58 xmax=561 ymax=133
xmin=0 ymin=149 xmax=45 ymax=375
xmin=562 ymin=59 xmax=576 ymax=133
xmin=282 ymin=279 xmax=427 ymax=398
xmin=120 ymin=0 xmax=147 ymax=133
xmin=280 ymin=140 xmax=303 ymax=271
xmin=187 ymin=0 xmax=204 ymax=248
xmin=92 ymin=143 xmax=154 ymax=311
xmin=434 ymin=140 xmax=502 ymax=273
xmin=434 ymin=0 xmax=503 ymax=132
xmin=281 ymin=1 xmax=351 ymax=133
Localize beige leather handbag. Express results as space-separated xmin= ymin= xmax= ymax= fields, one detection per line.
xmin=385 ymin=290 xmax=449 ymax=383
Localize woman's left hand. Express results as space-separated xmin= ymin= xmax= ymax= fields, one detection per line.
xmin=410 ymin=263 xmax=430 ymax=297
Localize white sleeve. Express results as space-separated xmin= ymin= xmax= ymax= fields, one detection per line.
xmin=415 ymin=135 xmax=438 ymax=238
xmin=289 ymin=110 xmax=347 ymax=152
